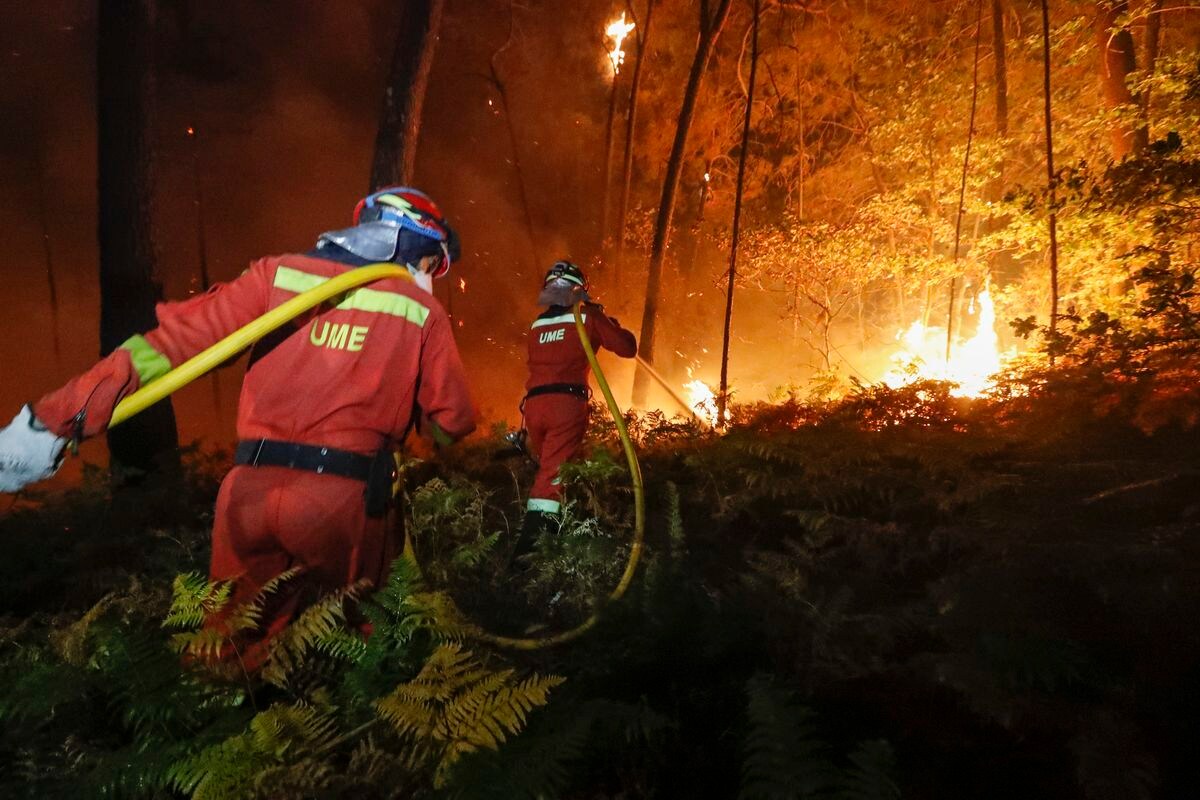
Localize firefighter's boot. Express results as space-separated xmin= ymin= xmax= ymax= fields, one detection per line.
xmin=511 ymin=509 xmax=558 ymax=566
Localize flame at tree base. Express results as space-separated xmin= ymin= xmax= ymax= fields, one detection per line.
xmin=882 ymin=283 xmax=1015 ymax=398
xmin=684 ymin=378 xmax=718 ymax=426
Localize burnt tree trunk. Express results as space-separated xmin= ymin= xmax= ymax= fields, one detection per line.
xmin=1041 ymin=0 xmax=1060 ymax=360
xmin=615 ymin=0 xmax=655 ymax=292
xmin=1095 ymin=0 xmax=1140 ymax=159
xmin=987 ymin=0 xmax=1013 ymax=282
xmin=992 ymin=0 xmax=1008 ymax=140
xmin=33 ymin=146 xmax=61 ymax=360
xmin=633 ymin=0 xmax=734 ymax=406
xmin=946 ymin=0 xmax=984 ymax=364
xmin=718 ymin=0 xmax=759 ymax=428
xmin=601 ymin=68 xmax=621 ymax=257
xmin=98 ymin=0 xmax=179 ymax=477
xmin=1135 ymin=0 xmax=1163 ymax=149
xmin=370 ymin=0 xmax=446 ymax=189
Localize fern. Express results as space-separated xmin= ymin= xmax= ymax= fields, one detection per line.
xmin=163 ymin=571 xmax=234 ymax=630
xmin=740 ymin=674 xmax=836 ymax=800
xmin=166 ymin=568 xmax=302 ymax=663
xmin=168 ymin=701 xmax=341 ymax=800
xmin=834 ymin=740 xmax=900 ymax=800
xmin=376 ymin=642 xmax=565 ymax=787
xmin=259 ymin=579 xmax=372 ymax=688
xmin=48 ymin=590 xmax=124 ymax=666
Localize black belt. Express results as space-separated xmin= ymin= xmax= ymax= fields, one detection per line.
xmin=234 ymin=439 xmax=374 ymax=482
xmin=524 ymin=382 xmax=590 ymax=401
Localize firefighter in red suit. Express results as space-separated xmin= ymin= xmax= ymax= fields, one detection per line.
xmin=517 ymin=261 xmax=636 ymax=552
xmin=0 ymin=187 xmax=476 ymax=665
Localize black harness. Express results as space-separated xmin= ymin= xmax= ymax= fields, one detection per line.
xmin=234 ymin=439 xmax=396 ymax=517
xmin=523 ymin=382 xmax=591 ymax=402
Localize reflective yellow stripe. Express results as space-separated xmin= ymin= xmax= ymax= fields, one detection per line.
xmin=120 ymin=334 xmax=172 ymax=385
xmin=274 ymin=265 xmax=326 ymax=293
xmin=531 ymin=313 xmax=586 ymax=329
xmin=274 ymin=266 xmax=429 ymax=327
xmin=338 ymin=286 xmax=429 ymax=326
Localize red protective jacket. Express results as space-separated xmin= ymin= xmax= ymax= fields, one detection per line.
xmin=522 ymin=303 xmax=636 ymax=513
xmin=33 ymin=253 xmax=476 ymax=668
xmin=35 ymin=253 xmax=477 ymax=450
xmin=525 ymin=303 xmax=637 ymax=391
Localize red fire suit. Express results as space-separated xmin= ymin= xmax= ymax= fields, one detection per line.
xmin=34 ymin=253 xmax=476 ymax=661
xmin=523 ymin=303 xmax=636 ymax=513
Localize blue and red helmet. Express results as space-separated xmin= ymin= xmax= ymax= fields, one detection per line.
xmin=350 ymin=187 xmax=460 ymax=277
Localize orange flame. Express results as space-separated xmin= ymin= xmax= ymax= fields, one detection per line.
xmin=458 ymin=277 xmax=467 ymax=293
xmin=605 ymin=13 xmax=635 ymax=75
xmin=684 ymin=378 xmax=718 ymax=426
xmin=882 ymin=282 xmax=1014 ymax=397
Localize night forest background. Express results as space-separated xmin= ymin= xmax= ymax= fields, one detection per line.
xmin=4 ymin=0 xmax=1200 ymax=797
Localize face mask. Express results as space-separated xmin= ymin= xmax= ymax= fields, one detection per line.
xmin=407 ymin=264 xmax=434 ymax=294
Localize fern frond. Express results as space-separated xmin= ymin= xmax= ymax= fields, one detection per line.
xmin=223 ymin=566 xmax=303 ymax=637
xmin=375 ymin=643 xmax=565 ymax=788
xmin=259 ymin=579 xmax=371 ymax=688
xmin=48 ymin=591 xmax=121 ymax=666
xmin=834 ymin=739 xmax=901 ymax=800
xmin=740 ymin=673 xmax=836 ymax=800
xmin=163 ymin=572 xmax=234 ymax=630
xmin=167 ymin=702 xmax=340 ymax=800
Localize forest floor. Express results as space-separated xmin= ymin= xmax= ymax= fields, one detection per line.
xmin=2 ymin=379 xmax=1199 ymax=799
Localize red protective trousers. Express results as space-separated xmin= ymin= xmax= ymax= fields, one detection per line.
xmin=524 ymin=394 xmax=590 ymax=512
xmin=34 ymin=253 xmax=476 ymax=665
xmin=523 ymin=303 xmax=636 ymax=513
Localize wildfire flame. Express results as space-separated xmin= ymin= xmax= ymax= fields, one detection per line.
xmin=605 ymin=13 xmax=635 ymax=75
xmin=882 ymin=282 xmax=1014 ymax=397
xmin=684 ymin=379 xmax=718 ymax=426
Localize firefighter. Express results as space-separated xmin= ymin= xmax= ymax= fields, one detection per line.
xmin=0 ymin=186 xmax=477 ymax=665
xmin=516 ymin=260 xmax=636 ymax=554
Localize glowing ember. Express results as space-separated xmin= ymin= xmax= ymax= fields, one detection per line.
xmin=684 ymin=379 xmax=718 ymax=425
xmin=458 ymin=277 xmax=467 ymax=293
xmin=605 ymin=13 xmax=635 ymax=74
xmin=882 ymin=282 xmax=1014 ymax=397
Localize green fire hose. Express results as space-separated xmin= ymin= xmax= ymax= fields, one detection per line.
xmin=107 ymin=267 xmax=644 ymax=650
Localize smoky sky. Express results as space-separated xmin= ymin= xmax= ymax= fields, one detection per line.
xmin=0 ymin=0 xmax=635 ymax=469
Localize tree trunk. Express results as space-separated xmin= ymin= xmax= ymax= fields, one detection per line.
xmin=370 ymin=0 xmax=446 ymax=189
xmin=1041 ymin=0 xmax=1060 ymax=360
xmin=718 ymin=0 xmax=759 ymax=428
xmin=187 ymin=126 xmax=222 ymax=418
xmin=992 ymin=0 xmax=1008 ymax=139
xmin=616 ymin=0 xmax=655 ymax=286
xmin=33 ymin=146 xmax=61 ymax=361
xmin=600 ymin=72 xmax=620 ymax=257
xmin=489 ymin=2 xmax=540 ymax=270
xmin=946 ymin=0 xmax=984 ymax=364
xmin=633 ymin=0 xmax=735 ymax=406
xmin=1095 ymin=0 xmax=1139 ymax=159
xmin=98 ymin=0 xmax=179 ymax=476
xmin=1135 ymin=0 xmax=1163 ymax=149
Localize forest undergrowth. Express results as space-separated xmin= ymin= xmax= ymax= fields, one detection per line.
xmin=5 ymin=309 xmax=1200 ymax=800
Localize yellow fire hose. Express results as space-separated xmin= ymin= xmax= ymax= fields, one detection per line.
xmin=109 ymin=264 xmax=415 ymax=427
xmin=107 ymin=268 xmax=645 ymax=650
xmin=473 ymin=301 xmax=644 ymax=649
